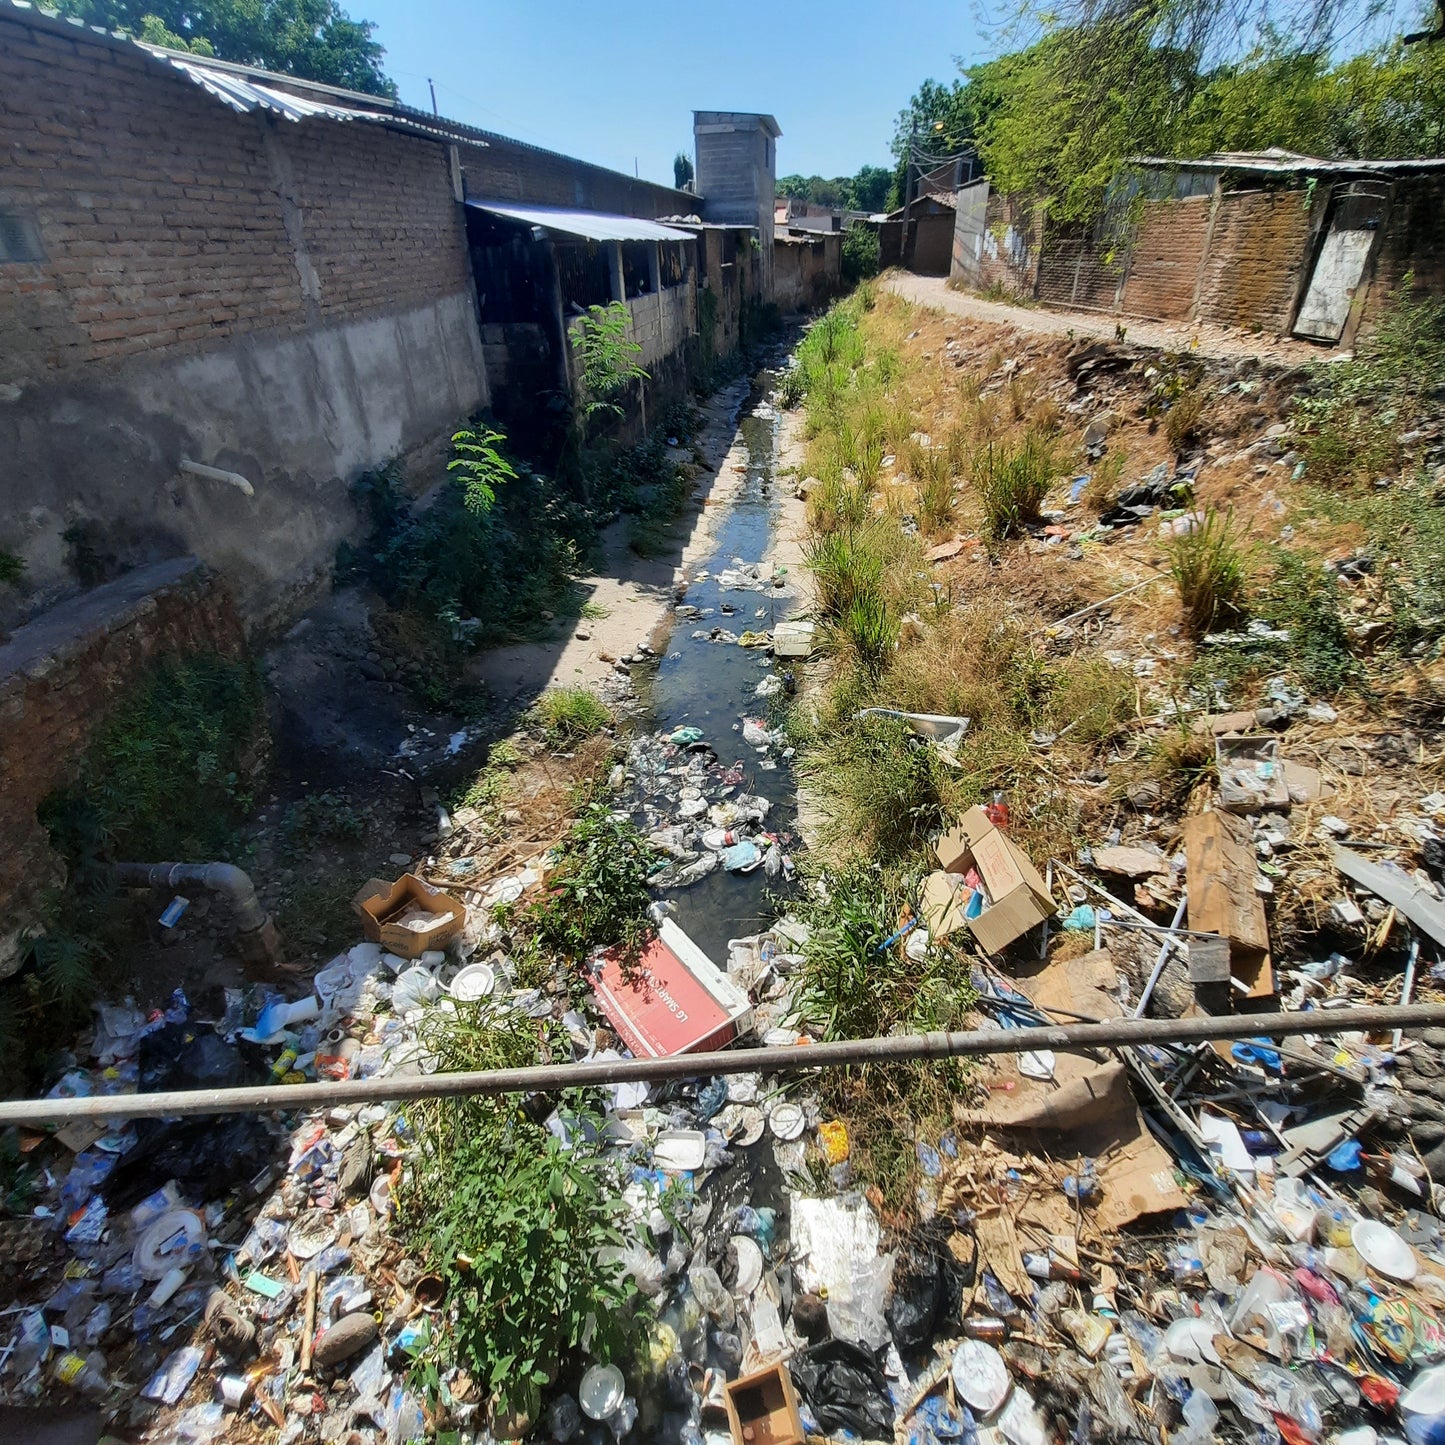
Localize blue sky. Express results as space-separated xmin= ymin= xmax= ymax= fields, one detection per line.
xmin=361 ymin=0 xmax=990 ymax=188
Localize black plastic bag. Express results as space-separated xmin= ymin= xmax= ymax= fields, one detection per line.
xmin=103 ymin=1115 xmax=278 ymax=1210
xmin=886 ymin=1222 xmax=968 ymax=1354
xmin=790 ymin=1338 xmax=894 ymax=1439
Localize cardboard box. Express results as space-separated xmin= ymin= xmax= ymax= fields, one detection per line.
xmin=922 ymin=806 xmax=1055 ymax=955
xmin=723 ymin=1363 xmax=805 ymax=1445
xmin=352 ymin=873 xmax=467 ymax=959
xmin=592 ymin=918 xmax=753 ymax=1057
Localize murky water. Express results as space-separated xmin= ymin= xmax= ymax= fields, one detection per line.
xmin=633 ymin=372 xmax=800 ymax=966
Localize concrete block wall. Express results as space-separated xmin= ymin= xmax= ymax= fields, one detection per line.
xmin=1120 ymin=195 xmax=1212 ymax=321
xmin=0 ymin=557 xmax=246 ymax=976
xmin=1196 ymin=190 xmax=1313 ymax=331
xmin=773 ymin=235 xmax=842 ymax=312
xmin=0 ymin=9 xmax=486 ymax=631
xmin=694 ymin=113 xmax=778 ymax=301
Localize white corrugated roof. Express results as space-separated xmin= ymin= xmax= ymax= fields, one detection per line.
xmin=466 ymin=200 xmax=695 ymax=242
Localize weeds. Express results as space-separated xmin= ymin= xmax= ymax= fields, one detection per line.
xmin=1168 ymin=508 xmax=1249 ymax=637
xmin=1254 ymin=551 xmax=1357 ymax=691
xmin=973 ymin=430 xmax=1058 ymax=540
xmin=1164 ymin=387 xmax=1209 ymax=452
xmin=911 ymin=447 xmax=956 ymax=537
xmin=281 ymin=790 xmax=364 ymax=853
xmin=534 ymin=687 xmax=612 ymax=743
xmin=1082 ymin=451 xmax=1128 ymax=512
xmin=519 ymin=805 xmax=659 ymax=971
xmin=1142 ymin=719 xmax=1216 ymax=806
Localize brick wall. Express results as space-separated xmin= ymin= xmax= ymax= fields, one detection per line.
xmin=0 ymin=10 xmax=486 ymax=627
xmin=1196 ymin=189 xmax=1313 ymax=332
xmin=0 ymin=557 xmax=245 ymax=976
xmin=975 ymin=191 xmax=1044 ymax=297
xmin=1120 ymin=196 xmax=1211 ymax=321
xmin=0 ymin=13 xmax=470 ymax=382
xmin=454 ymin=137 xmax=693 ymax=221
xmin=1356 ymin=176 xmax=1445 ymax=342
xmin=1037 ymin=221 xmax=1125 ymax=311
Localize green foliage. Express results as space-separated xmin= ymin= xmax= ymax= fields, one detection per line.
xmin=912 ymin=447 xmax=956 ymax=537
xmin=571 ymin=302 xmax=649 ymax=420
xmin=972 ymin=431 xmax=1058 ymax=540
xmin=41 ymin=652 xmax=265 ymax=863
xmin=906 ymin=25 xmax=1445 ymax=223
xmin=830 ymin=590 xmax=899 ymax=676
xmin=777 ymin=165 xmax=893 ymax=212
xmin=520 ymin=805 xmax=660 ymax=969
xmin=790 ymin=860 xmax=976 ymax=1040
xmin=0 ymin=551 xmax=25 ymax=586
xmin=447 ymin=427 xmax=518 ymax=515
xmin=281 ymin=790 xmax=364 ymax=853
xmin=533 ymin=687 xmax=612 ymax=743
xmin=51 ymin=0 xmax=396 ymax=95
xmin=1254 ymin=551 xmax=1357 ymax=691
xmin=399 ymin=1104 xmax=635 ymax=1423
xmin=339 ymin=427 xmax=589 ymax=647
xmin=841 ymin=224 xmax=881 ymax=285
xmin=1168 ymin=508 xmax=1249 ymax=637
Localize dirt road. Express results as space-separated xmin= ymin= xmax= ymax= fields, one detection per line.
xmin=884 ymin=271 xmax=1329 ymax=367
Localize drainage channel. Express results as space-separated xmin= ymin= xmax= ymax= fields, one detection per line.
xmin=624 ymin=365 xmax=800 ymax=968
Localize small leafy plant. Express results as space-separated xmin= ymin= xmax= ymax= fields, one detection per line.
xmin=571 ymin=301 xmax=649 ymax=419
xmin=534 ymin=687 xmax=612 ymax=743
xmin=448 ymin=426 xmax=518 ymax=514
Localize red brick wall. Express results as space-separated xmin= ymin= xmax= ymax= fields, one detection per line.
xmin=1120 ymin=196 xmax=1211 ymax=321
xmin=1196 ymin=189 xmax=1313 ymax=332
xmin=0 ymin=558 xmax=246 ymax=974
xmin=1037 ymin=222 xmax=1125 ymax=311
xmin=977 ymin=191 xmax=1044 ymax=297
xmin=455 ymin=138 xmax=693 ymax=220
xmin=1356 ymin=177 xmax=1445 ymax=342
xmin=0 ymin=12 xmax=470 ymax=385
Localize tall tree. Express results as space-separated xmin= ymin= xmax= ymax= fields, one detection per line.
xmin=52 ymin=0 xmax=396 ymax=96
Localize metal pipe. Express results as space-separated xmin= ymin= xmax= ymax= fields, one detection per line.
xmin=2 ymin=1003 xmax=1443 ymax=1127
xmin=113 ymin=861 xmax=280 ymax=965
xmin=1133 ymin=893 xmax=1189 ymax=1019
xmin=179 ymin=458 xmax=255 ymax=497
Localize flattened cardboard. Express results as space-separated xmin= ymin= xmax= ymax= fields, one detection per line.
xmin=1183 ymin=811 xmax=1273 ymax=997
xmin=927 ymin=807 xmax=1055 ymax=954
xmin=352 ymin=873 xmax=467 ymax=959
xmin=591 ymin=918 xmax=753 ymax=1058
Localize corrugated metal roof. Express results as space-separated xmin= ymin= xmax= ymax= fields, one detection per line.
xmin=1133 ymin=147 xmax=1445 ymax=176
xmin=466 ymin=201 xmax=696 ymax=242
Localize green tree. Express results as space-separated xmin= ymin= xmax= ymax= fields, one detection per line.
xmin=845 ymin=164 xmax=894 ymax=212
xmin=51 ymin=0 xmax=396 ymax=96
xmin=673 ymin=151 xmax=694 ymax=189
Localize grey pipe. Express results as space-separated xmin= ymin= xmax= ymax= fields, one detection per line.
xmin=113 ymin=861 xmax=280 ymax=964
xmin=1 ymin=1002 xmax=1442 ymax=1127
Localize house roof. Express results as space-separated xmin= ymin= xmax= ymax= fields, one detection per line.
xmin=466 ymin=201 xmax=696 ymax=243
xmin=1132 ymin=147 xmax=1445 ymax=177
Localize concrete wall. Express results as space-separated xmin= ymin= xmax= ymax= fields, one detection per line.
xmin=772 ymin=234 xmax=842 ymax=312
xmin=911 ymin=212 xmax=954 ymax=276
xmin=694 ymin=112 xmax=778 ymax=300
xmin=0 ymin=9 xmax=486 ymax=631
xmin=1357 ymin=176 xmax=1445 ymax=342
xmin=0 ymin=557 xmax=246 ymax=976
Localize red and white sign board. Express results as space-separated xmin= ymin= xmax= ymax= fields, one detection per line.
xmin=591 ymin=919 xmax=753 ymax=1058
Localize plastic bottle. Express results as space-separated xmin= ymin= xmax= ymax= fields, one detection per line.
xmin=54 ymin=1350 xmax=109 ymax=1394
xmin=985 ymin=791 xmax=1011 ymax=829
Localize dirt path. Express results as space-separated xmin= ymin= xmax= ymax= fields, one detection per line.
xmin=884 ymin=271 xmax=1330 ymax=367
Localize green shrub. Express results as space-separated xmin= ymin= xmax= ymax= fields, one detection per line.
xmin=42 ymin=652 xmax=265 ymax=863
xmin=534 ymin=687 xmax=612 ymax=742
xmin=806 ymin=527 xmax=886 ymax=618
xmin=1255 ymin=551 xmax=1357 ymax=691
xmin=842 ymin=224 xmax=881 ymax=285
xmin=521 ymin=805 xmax=659 ymax=969
xmin=912 ymin=448 xmax=956 ymax=537
xmin=831 ymin=591 xmax=899 ymax=675
xmin=972 ymin=431 xmax=1058 ymax=540
xmin=1168 ymin=508 xmax=1249 ymax=637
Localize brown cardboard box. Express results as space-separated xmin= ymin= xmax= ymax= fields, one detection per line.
xmin=723 ymin=1363 xmax=805 ymax=1445
xmin=922 ymin=806 xmax=1055 ymax=954
xmin=352 ymin=873 xmax=467 ymax=959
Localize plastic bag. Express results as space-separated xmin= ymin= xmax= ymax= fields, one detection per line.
xmin=390 ymin=966 xmax=438 ymax=1013
xmin=827 ymin=1252 xmax=894 ymax=1351
xmin=687 ymin=1265 xmax=735 ymax=1329
xmin=791 ymin=1338 xmax=895 ymax=1440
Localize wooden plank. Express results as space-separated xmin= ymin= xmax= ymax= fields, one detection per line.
xmin=1182 ymin=811 xmax=1273 ymax=998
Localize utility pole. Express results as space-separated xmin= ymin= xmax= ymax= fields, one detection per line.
xmin=902 ymin=124 xmax=918 ymax=270
xmin=427 ymin=77 xmax=438 ymax=116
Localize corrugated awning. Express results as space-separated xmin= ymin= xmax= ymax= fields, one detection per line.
xmin=466 ymin=200 xmax=695 ymax=243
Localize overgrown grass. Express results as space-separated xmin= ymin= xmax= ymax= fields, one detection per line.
xmin=1082 ymin=450 xmax=1129 ymax=512
xmin=533 ymin=687 xmax=612 ymax=744
xmin=972 ymin=430 xmax=1058 ymax=540
xmin=1168 ymin=508 xmax=1249 ymax=637
xmin=1165 ymin=387 xmax=1210 ymax=452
